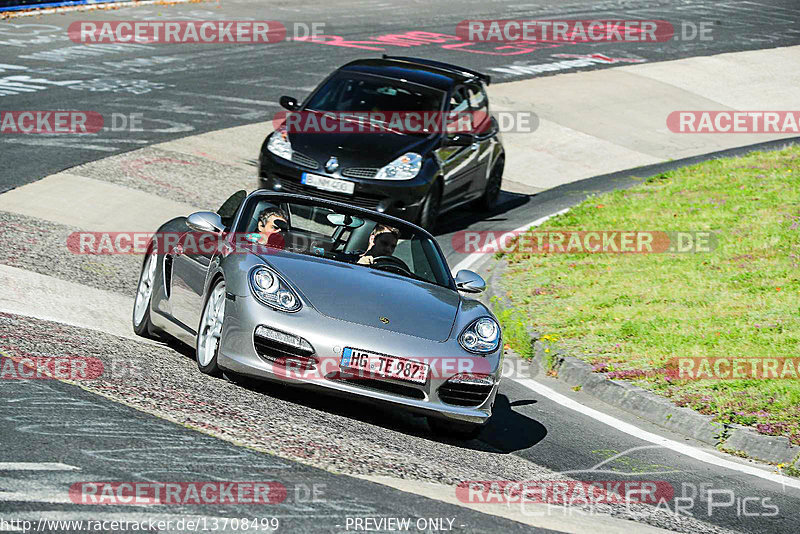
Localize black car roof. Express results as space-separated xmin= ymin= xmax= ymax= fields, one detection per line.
xmin=339 ymin=57 xmax=490 ymax=91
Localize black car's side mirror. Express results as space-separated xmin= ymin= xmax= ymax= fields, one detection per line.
xmin=279 ymin=96 xmax=299 ymax=111
xmin=444 ymin=133 xmax=476 ymax=147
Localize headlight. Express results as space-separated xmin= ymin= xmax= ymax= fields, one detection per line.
xmin=459 ymin=317 xmax=500 ymax=354
xmin=374 ymin=152 xmax=422 ymax=180
xmin=249 ymin=266 xmax=301 ymax=312
xmin=266 ymin=127 xmax=292 ymax=161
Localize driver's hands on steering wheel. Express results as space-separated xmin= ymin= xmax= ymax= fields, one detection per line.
xmin=357 ymin=255 xmax=376 ymax=266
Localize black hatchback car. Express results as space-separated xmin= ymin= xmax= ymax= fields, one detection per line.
xmin=258 ymin=56 xmax=505 ymax=229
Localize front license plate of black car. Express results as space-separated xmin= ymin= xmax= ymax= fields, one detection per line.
xmin=340 ymin=348 xmax=429 ymax=384
xmin=302 ymin=173 xmax=355 ymax=195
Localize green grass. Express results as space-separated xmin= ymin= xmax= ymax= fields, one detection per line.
xmin=497 ymin=146 xmax=800 ymax=445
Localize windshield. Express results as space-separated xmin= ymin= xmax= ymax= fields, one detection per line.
xmin=236 ymin=195 xmax=454 ymax=289
xmin=305 ymin=73 xmax=443 ymax=116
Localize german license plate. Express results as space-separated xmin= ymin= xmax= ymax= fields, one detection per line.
xmin=302 ymin=172 xmax=355 ymax=195
xmin=340 ymin=348 xmax=429 ymax=384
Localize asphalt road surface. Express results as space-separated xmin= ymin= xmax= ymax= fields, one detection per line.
xmin=1 ymin=0 xmax=800 ymax=191
xmin=1 ymin=1 xmax=800 ymax=533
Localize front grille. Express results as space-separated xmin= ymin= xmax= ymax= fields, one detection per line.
xmin=438 ymin=382 xmax=493 ymax=407
xmin=254 ymin=336 xmax=316 ymax=370
xmin=332 ymin=376 xmax=425 ymax=400
xmin=341 ymin=167 xmax=379 ymax=179
xmin=276 ymin=176 xmax=383 ymax=210
xmin=291 ymin=152 xmax=319 ymax=170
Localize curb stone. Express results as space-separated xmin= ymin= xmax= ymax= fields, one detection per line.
xmin=478 ymin=256 xmax=800 ymax=468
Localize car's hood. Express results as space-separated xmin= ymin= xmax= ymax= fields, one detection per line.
xmin=288 ymin=129 xmax=433 ymax=169
xmin=260 ymin=252 xmax=459 ymax=342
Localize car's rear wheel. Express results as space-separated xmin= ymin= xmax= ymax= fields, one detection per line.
xmin=197 ymin=279 xmax=226 ymax=377
xmin=417 ymin=182 xmax=441 ymax=231
xmin=427 ymin=416 xmax=484 ymax=440
xmin=475 ymin=157 xmax=504 ymax=211
xmin=133 ymin=250 xmax=158 ymax=339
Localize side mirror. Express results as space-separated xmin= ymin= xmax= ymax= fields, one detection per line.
xmin=455 ymin=269 xmax=486 ymax=293
xmin=279 ymin=96 xmax=299 ymax=111
xmin=444 ymin=133 xmax=476 ymax=147
xmin=187 ymin=211 xmax=224 ymax=234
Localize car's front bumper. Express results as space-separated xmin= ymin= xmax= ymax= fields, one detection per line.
xmin=217 ymin=293 xmax=501 ymax=424
xmin=258 ymin=150 xmax=435 ymax=223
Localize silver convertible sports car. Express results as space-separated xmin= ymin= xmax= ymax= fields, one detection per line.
xmin=132 ymin=191 xmax=503 ymax=438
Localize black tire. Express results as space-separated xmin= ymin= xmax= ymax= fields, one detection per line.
xmin=417 ymin=182 xmax=442 ymax=231
xmin=475 ymin=157 xmax=504 ymax=211
xmin=196 ymin=279 xmax=226 ymax=378
xmin=132 ymin=249 xmax=159 ymax=339
xmin=427 ymin=416 xmax=484 ymax=440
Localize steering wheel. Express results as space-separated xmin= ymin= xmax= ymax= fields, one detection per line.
xmin=371 ymin=255 xmax=412 ymax=275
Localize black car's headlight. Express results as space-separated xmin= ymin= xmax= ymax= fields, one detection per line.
xmin=266 ymin=127 xmax=293 ymax=161
xmin=249 ymin=266 xmax=301 ymax=312
xmin=459 ymin=317 xmax=500 ymax=354
xmin=374 ymin=152 xmax=422 ymax=180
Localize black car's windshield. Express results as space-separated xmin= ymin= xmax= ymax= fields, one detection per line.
xmin=305 ymin=73 xmax=444 ymax=116
xmin=236 ymin=196 xmax=454 ymax=289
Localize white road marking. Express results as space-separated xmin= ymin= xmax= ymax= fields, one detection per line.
xmin=170 ymin=91 xmax=277 ymax=106
xmin=0 ymin=172 xmax=199 ymax=231
xmin=357 ymin=475 xmax=674 ymax=534
xmin=0 ymin=492 xmax=73 ymax=504
xmin=265 ymin=84 xmax=317 ymax=92
xmin=452 ymin=203 xmax=800 ymax=489
xmin=450 ymin=207 xmax=569 ymax=275
xmin=0 ymin=462 xmax=79 ymax=471
xmin=0 ymin=264 xmax=143 ymax=342
xmin=515 ymin=377 xmax=800 ymax=490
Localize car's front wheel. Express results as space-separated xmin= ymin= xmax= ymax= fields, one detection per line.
xmin=475 ymin=157 xmax=504 ymax=211
xmin=196 ymin=279 xmax=226 ymax=377
xmin=132 ymin=249 xmax=158 ymax=339
xmin=427 ymin=416 xmax=484 ymax=440
xmin=417 ymin=182 xmax=441 ymax=231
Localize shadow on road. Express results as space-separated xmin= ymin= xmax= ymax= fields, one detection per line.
xmin=174 ymin=357 xmax=552 ymax=454
xmin=477 ymin=394 xmax=547 ymax=453
xmin=433 ymin=189 xmax=531 ymax=237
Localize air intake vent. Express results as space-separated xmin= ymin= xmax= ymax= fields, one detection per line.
xmin=341 ymin=168 xmax=378 ymax=179
xmin=438 ymin=381 xmax=493 ymax=407
xmin=332 ymin=376 xmax=425 ymax=400
xmin=163 ymin=255 xmax=173 ymax=297
xmin=291 ymin=152 xmax=319 ymax=169
xmin=254 ymin=327 xmax=316 ymax=369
